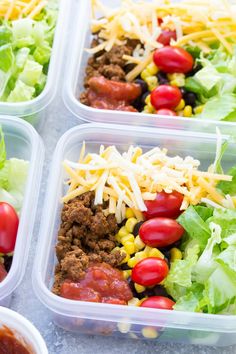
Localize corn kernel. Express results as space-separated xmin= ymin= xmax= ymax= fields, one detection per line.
xmin=128 ymin=256 xmax=138 ymax=268
xmin=142 ymin=327 xmax=159 ymax=339
xmin=135 ymin=251 xmax=147 ymax=262
xmin=118 ymin=321 xmax=131 ymax=333
xmin=146 ymin=62 xmax=159 ymax=75
xmin=146 ymin=76 xmax=158 ymax=91
xmin=141 ymin=69 xmax=151 ymax=80
xmin=125 ymin=208 xmax=135 ymax=219
xmin=134 ymin=283 xmax=146 ymax=293
xmin=143 ymin=105 xmax=154 ymax=114
xmin=123 ymin=270 xmax=132 ymax=279
xmin=115 ymin=233 xmax=122 ymax=242
xmin=124 ymin=241 xmax=136 ymax=255
xmin=121 ymin=252 xmax=130 ymax=264
xmin=168 ymin=73 xmax=185 ymax=87
xmin=128 ymin=297 xmax=140 ymax=306
xmin=111 ymin=246 xmax=121 ymax=254
xmin=144 ymin=246 xmax=153 ymax=255
xmin=126 ymin=218 xmax=138 ymax=233
xmin=145 ymin=94 xmax=151 ymax=105
xmin=121 ymin=233 xmax=135 ymax=245
xmin=148 ymin=248 xmax=165 ymax=259
xmin=118 ymin=226 xmax=129 ymax=238
xmin=170 ymin=247 xmax=182 ymax=262
xmin=134 ymin=235 xmax=145 ymax=250
xmin=183 ymin=105 xmax=193 ymax=117
xmin=194 ymin=104 xmax=204 ymax=114
xmin=175 ymin=98 xmax=185 ymax=111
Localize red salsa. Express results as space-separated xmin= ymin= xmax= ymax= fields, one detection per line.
xmin=0 ymin=326 xmax=34 ymax=354
xmin=60 ymin=263 xmax=133 ymax=305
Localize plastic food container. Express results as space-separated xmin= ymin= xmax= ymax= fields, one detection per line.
xmin=0 ymin=306 xmax=48 ymax=354
xmin=0 ymin=0 xmax=68 ymax=128
xmin=63 ymin=0 xmax=236 ymax=135
xmin=33 ymin=123 xmax=236 ymax=347
xmin=0 ymin=116 xmax=44 ymax=307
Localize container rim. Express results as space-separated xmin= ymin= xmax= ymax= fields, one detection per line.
xmin=0 ymin=306 xmax=48 ymax=353
xmin=63 ymin=0 xmax=236 ymax=132
xmin=0 ymin=115 xmax=44 ymax=302
xmin=0 ymin=0 xmax=69 ymax=117
xmin=33 ymin=123 xmax=236 ymax=334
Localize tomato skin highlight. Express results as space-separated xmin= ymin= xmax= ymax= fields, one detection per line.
xmin=157 ymin=30 xmax=177 ymax=46
xmin=143 ymin=191 xmax=183 ymax=219
xmin=156 ymin=108 xmax=177 ymax=116
xmin=131 ymin=257 xmax=169 ymax=286
xmin=150 ymin=85 xmax=182 ymax=110
xmin=139 ymin=217 xmax=184 ymax=248
xmin=0 ymin=202 xmax=19 ymax=254
xmin=0 ymin=263 xmax=7 ymax=282
xmin=153 ymin=46 xmax=194 ymax=73
xmin=140 ymin=296 xmax=175 ymax=310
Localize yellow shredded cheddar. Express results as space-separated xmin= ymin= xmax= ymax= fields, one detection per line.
xmin=0 ymin=0 xmax=48 ymax=20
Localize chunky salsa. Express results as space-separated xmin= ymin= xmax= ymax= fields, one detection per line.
xmin=0 ymin=326 xmax=34 ymax=354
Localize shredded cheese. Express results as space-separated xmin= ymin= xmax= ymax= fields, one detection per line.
xmin=62 ymin=143 xmax=233 ymax=222
xmin=90 ymin=0 xmax=236 ymax=80
xmin=0 ymin=0 xmax=48 ymax=20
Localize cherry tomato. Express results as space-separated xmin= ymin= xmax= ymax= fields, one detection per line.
xmin=139 ymin=217 xmax=184 ymax=248
xmin=157 ymin=18 xmax=163 ymax=26
xmin=131 ymin=257 xmax=169 ymax=286
xmin=0 ymin=263 xmax=7 ymax=282
xmin=143 ymin=191 xmax=183 ymax=219
xmin=153 ymin=46 xmax=194 ymax=73
xmin=150 ymin=85 xmax=181 ymax=110
xmin=157 ymin=30 xmax=176 ymax=46
xmin=0 ymin=202 xmax=19 ymax=254
xmin=156 ymin=108 xmax=177 ymax=116
xmin=140 ymin=296 xmax=175 ymax=310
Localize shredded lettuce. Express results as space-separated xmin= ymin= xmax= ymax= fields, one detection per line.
xmin=0 ymin=0 xmax=58 ymax=102
xmin=0 ymin=127 xmax=28 ymax=212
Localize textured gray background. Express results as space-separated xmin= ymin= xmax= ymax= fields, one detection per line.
xmin=9 ymin=0 xmax=236 ymax=351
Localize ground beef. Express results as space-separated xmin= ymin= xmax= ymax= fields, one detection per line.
xmin=53 ymin=191 xmax=125 ymax=295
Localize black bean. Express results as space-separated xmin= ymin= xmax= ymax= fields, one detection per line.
xmin=153 ymin=285 xmax=171 ymax=297
xmin=183 ymin=92 xmax=197 ymax=107
xmin=120 ymin=263 xmax=131 ymax=270
xmin=157 ymin=71 xmax=169 ymax=85
xmin=134 ymin=79 xmax=148 ymax=94
xmin=132 ymin=97 xmax=144 ymax=112
xmin=124 ymin=63 xmax=136 ymax=74
xmin=133 ymin=221 xmax=145 ymax=236
xmin=187 ymin=63 xmax=202 ymax=76
xmin=3 ymin=255 xmax=12 ymax=273
xmin=180 ymin=87 xmax=187 ymax=96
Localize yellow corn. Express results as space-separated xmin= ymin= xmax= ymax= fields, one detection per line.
xmin=126 ymin=218 xmax=138 ymax=233
xmin=143 ymin=105 xmax=154 ymax=114
xmin=148 ymin=248 xmax=165 ymax=259
xmin=146 ymin=76 xmax=158 ymax=91
xmin=111 ymin=246 xmax=122 ymax=253
xmin=123 ymin=270 xmax=132 ymax=279
xmin=170 ymin=247 xmax=182 ymax=262
xmin=142 ymin=327 xmax=159 ymax=339
xmin=146 ymin=62 xmax=159 ymax=75
xmin=118 ymin=226 xmax=129 ymax=238
xmin=124 ymin=241 xmax=136 ymax=255
xmin=168 ymin=73 xmax=185 ymax=87
xmin=183 ymin=105 xmax=193 ymax=117
xmin=134 ymin=283 xmax=146 ymax=293
xmin=128 ymin=297 xmax=140 ymax=306
xmin=121 ymin=234 xmax=135 ymax=244
xmin=120 ymin=248 xmax=130 ymax=264
xmin=145 ymin=94 xmax=151 ymax=105
xmin=144 ymin=246 xmax=153 ymax=255
xmin=175 ymin=99 xmax=185 ymax=111
xmin=134 ymin=235 xmax=145 ymax=250
xmin=128 ymin=256 xmax=138 ymax=268
xmin=118 ymin=322 xmax=132 ymax=333
xmin=135 ymin=251 xmax=147 ymax=262
xmin=141 ymin=69 xmax=151 ymax=81
xmin=115 ymin=233 xmax=122 ymax=243
xmin=125 ymin=208 xmax=135 ymax=219
xmin=194 ymin=104 xmax=204 ymax=114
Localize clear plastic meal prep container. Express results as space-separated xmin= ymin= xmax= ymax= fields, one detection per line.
xmin=33 ymin=122 xmax=236 ymax=347
xmin=0 ymin=116 xmax=44 ymax=307
xmin=64 ymin=0 xmax=236 ymax=136
xmin=0 ymin=306 xmax=48 ymax=354
xmin=0 ymin=0 xmax=68 ymax=128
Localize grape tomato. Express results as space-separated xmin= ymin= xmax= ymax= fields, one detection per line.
xmin=139 ymin=217 xmax=184 ymax=248
xmin=150 ymin=85 xmax=182 ymax=110
xmin=143 ymin=191 xmax=183 ymax=219
xmin=153 ymin=46 xmax=194 ymax=73
xmin=0 ymin=202 xmax=19 ymax=254
xmin=140 ymin=296 xmax=175 ymax=310
xmin=131 ymin=257 xmax=169 ymax=286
